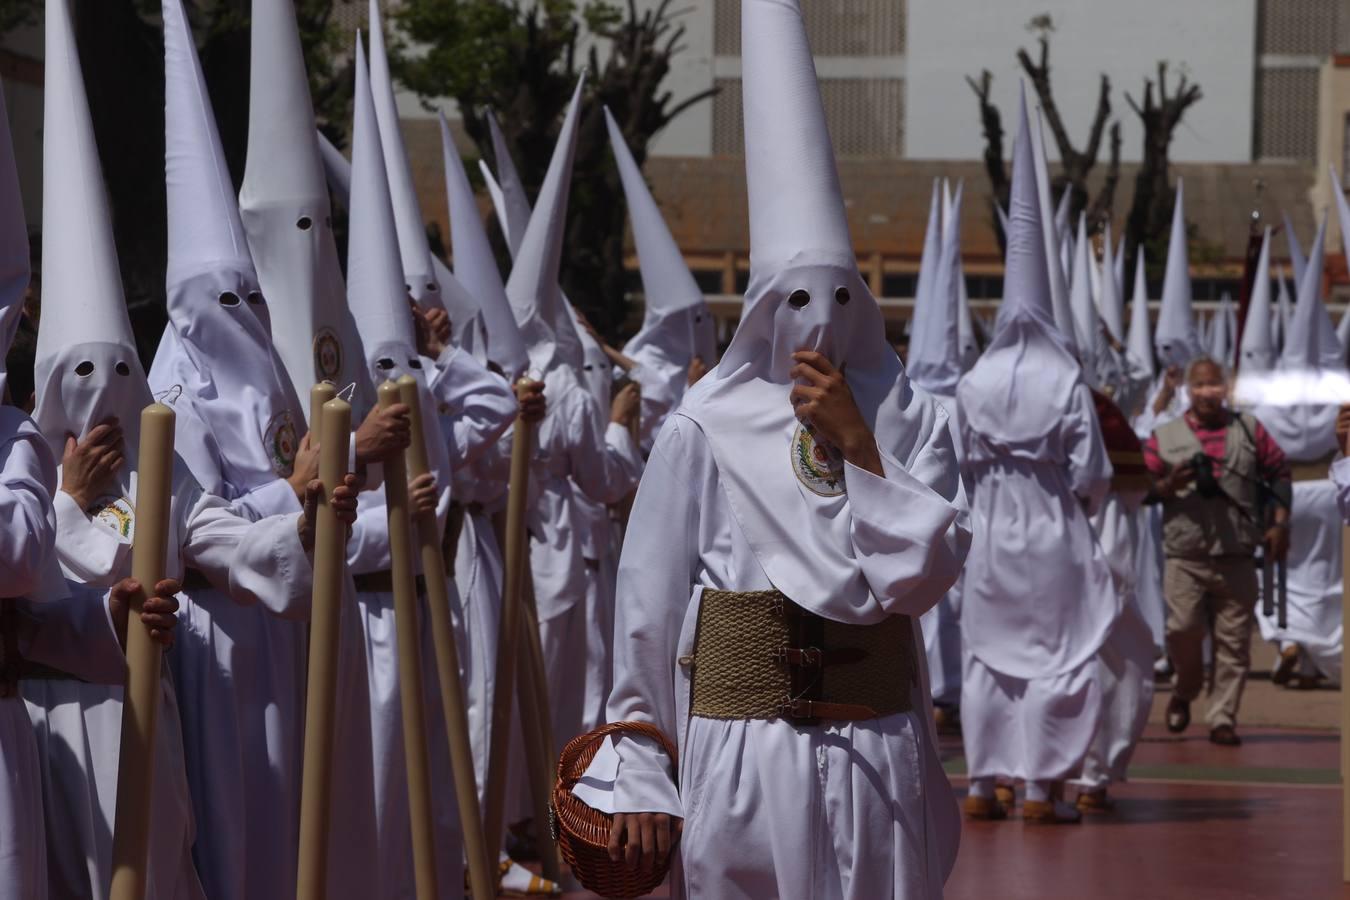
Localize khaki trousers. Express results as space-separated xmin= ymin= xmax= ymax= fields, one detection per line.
xmin=1163 ymin=555 xmax=1258 ymax=729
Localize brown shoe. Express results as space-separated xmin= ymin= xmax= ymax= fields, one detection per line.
xmin=1076 ymin=788 xmax=1114 ymax=813
xmin=1023 ymin=799 xmax=1082 ymax=824
xmin=994 ymin=784 xmax=1016 ymax=809
xmin=1166 ymin=696 xmax=1190 ymax=734
xmin=963 ymin=794 xmax=1008 ymax=821
xmin=1271 ymin=644 xmax=1300 ymax=686
xmin=1209 ymin=725 xmax=1242 ymax=746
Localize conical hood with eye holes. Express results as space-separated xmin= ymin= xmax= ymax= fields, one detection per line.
xmin=346 ymin=32 xmax=421 ymax=387
xmin=677 ymin=0 xmax=967 ymax=708
xmin=367 ymin=0 xmax=441 ymax=314
xmin=961 ymin=86 xmax=1080 ymax=446
xmin=150 ymin=0 xmax=305 ymax=497
xmin=1238 ymin=228 xmax=1276 ymax=374
xmin=35 ymin=0 xmax=154 ymax=469
xmin=0 ymin=71 xmax=28 ymax=399
xmin=502 ymin=77 xmax=586 ymax=376
xmin=1154 ymin=180 xmax=1200 ymax=368
xmin=439 ymin=111 xmax=529 ymax=379
xmin=239 ymin=0 xmax=371 ymax=423
xmin=1126 ymin=250 xmax=1155 ymax=383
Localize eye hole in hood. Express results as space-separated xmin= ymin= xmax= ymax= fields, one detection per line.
xmin=788 ymin=289 xmax=811 ymax=309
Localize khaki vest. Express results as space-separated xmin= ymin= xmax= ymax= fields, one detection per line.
xmin=1154 ymin=413 xmax=1264 ymax=558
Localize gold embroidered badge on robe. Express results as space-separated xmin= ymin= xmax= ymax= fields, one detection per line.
xmin=313 ymin=327 xmax=342 ymax=382
xmin=265 ymin=410 xmax=299 ymax=476
xmin=89 ymin=495 xmax=135 ymax=540
xmin=791 ymin=422 xmax=846 ymax=497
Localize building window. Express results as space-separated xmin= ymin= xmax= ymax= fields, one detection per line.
xmin=714 ymin=0 xmax=906 ymax=56
xmin=1254 ymin=67 xmax=1321 ymax=162
xmin=711 ymin=76 xmax=904 ymax=158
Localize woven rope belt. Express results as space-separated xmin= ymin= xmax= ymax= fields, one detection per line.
xmin=1290 ymin=454 xmax=1335 ymax=483
xmin=690 ymin=588 xmax=915 ymax=726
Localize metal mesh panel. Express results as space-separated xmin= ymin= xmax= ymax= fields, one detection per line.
xmin=711 ymin=77 xmax=744 ymax=155
xmin=1255 ymin=67 xmax=1320 ymax=161
xmin=711 ymin=77 xmax=904 ymax=158
xmin=714 ymin=0 xmax=906 ymax=56
xmin=820 ymin=79 xmax=904 ymax=157
xmin=1258 ymin=0 xmax=1343 ymax=55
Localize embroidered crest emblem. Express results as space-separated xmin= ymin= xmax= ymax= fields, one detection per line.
xmin=791 ymin=423 xmax=846 ymax=497
xmin=313 ymin=327 xmax=342 ymax=382
xmin=264 ymin=410 xmax=299 ymax=476
xmin=88 ymin=495 xmax=135 ymax=540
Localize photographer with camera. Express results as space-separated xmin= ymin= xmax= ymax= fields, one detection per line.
xmin=1144 ymin=357 xmax=1290 ymax=746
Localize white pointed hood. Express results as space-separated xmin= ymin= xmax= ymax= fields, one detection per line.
xmin=1238 ymin=228 xmax=1276 ymax=373
xmin=317 ymin=126 xmax=492 ymax=369
xmin=1283 ymin=211 xmax=1307 ymax=289
xmin=1125 ymin=250 xmax=1155 ymax=381
xmin=908 ymin=178 xmax=962 ymax=395
xmin=607 ymin=107 xmax=716 ymax=401
xmin=1112 ymin=233 xmax=1125 ymax=302
xmin=1029 ymin=104 xmax=1077 ymax=356
xmin=680 ymin=0 xmax=964 ymax=667
xmin=239 ymin=0 xmax=370 ymax=422
xmin=0 ymin=73 xmax=28 ymax=398
xmin=439 ymin=112 xmax=528 ymax=378
xmin=1208 ymin=292 xmax=1233 ymax=368
xmin=1068 ymin=212 xmax=1103 ymax=382
xmin=346 ymin=33 xmax=421 ymax=386
xmin=1255 ymin=215 xmax=1342 ymax=460
xmin=964 ymin=88 xmax=1080 ymax=444
xmin=1275 ymin=267 xmax=1294 ymax=352
xmin=1337 ymin=307 xmax=1350 ymax=361
xmin=1053 ymin=186 xmax=1071 ymax=243
xmin=150 ymin=0 xmax=304 ymax=497
xmin=367 ymin=0 xmax=441 ymax=312
xmin=486 ymin=111 xmax=532 ymax=260
xmin=1154 ymin=180 xmax=1199 ymax=367
xmin=908 ymin=180 xmax=942 ymax=368
xmin=35 ymin=0 xmax=153 ymax=467
xmin=1098 ymin=223 xmax=1124 ymax=342
xmin=947 ymin=179 xmax=979 ymax=371
xmin=502 ymin=78 xmax=585 ymax=376
xmin=1332 ymin=167 xmax=1350 ymax=291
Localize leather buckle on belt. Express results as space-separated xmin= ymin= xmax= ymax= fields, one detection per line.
xmin=780 ymin=697 xmax=881 ymax=724
xmin=775 ymin=646 xmax=866 ymax=669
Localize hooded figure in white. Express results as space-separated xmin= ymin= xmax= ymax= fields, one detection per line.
xmin=1135 ymin=182 xmax=1201 ymax=436
xmin=340 ymin=35 xmax=470 ymax=897
xmin=904 ymin=178 xmax=966 ymax=712
xmin=1255 ymin=212 xmax=1344 ymax=685
xmin=498 ymin=81 xmax=642 ymax=754
xmin=27 ymin=2 xmax=324 ymax=897
xmin=1098 ymin=224 xmax=1151 ymax=417
xmin=607 ymin=107 xmax=716 ymax=449
xmin=1124 ymin=249 xmax=1156 ymax=422
xmin=956 ymin=89 xmax=1117 ymax=821
xmin=945 ymin=180 xmax=981 ymax=372
xmin=575 ymin=3 xmax=968 ymax=895
xmin=238 ymin=0 xmax=370 ymax=420
xmin=143 ymin=2 xmax=319 ymax=896
xmin=1209 ymin=293 xmax=1235 ymax=370
xmin=1239 ymin=230 xmax=1277 ymax=375
xmin=0 ymin=60 xmax=64 ymax=900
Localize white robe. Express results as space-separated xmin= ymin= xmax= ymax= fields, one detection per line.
xmin=1076 ymin=494 xmax=1155 ymax=789
xmin=0 ymin=410 xmax=60 ymax=900
xmin=1259 ymin=475 xmax=1343 ymax=682
xmin=26 ymin=470 xmax=316 ymax=900
xmin=574 ymin=415 xmax=965 ymax=900
xmin=958 ymin=382 xmax=1118 ymax=783
xmin=523 ymin=366 xmax=641 ymax=750
xmin=918 ymin=397 xmax=964 ymax=708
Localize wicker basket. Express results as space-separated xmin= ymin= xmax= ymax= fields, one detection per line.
xmin=550 ymin=721 xmax=679 ymax=899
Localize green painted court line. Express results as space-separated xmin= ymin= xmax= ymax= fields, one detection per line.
xmin=941 ymin=758 xmax=1338 ymax=786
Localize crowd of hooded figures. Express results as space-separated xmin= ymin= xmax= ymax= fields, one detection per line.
xmin=0 ymin=1 xmax=1344 ymax=899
